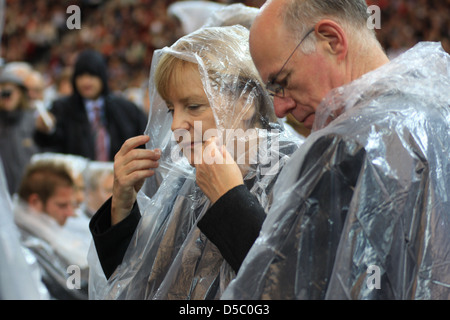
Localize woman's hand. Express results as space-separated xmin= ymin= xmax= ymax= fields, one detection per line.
xmin=35 ymin=111 xmax=56 ymax=133
xmin=195 ymin=137 xmax=244 ymax=204
xmin=111 ymin=135 xmax=161 ymax=225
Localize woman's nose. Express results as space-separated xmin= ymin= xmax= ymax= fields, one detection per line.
xmin=273 ymin=96 xmax=296 ymax=118
xmin=170 ymin=108 xmax=190 ymax=132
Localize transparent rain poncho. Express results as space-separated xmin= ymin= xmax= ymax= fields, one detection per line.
xmin=88 ymin=25 xmax=303 ymax=299
xmin=222 ymin=42 xmax=450 ymax=300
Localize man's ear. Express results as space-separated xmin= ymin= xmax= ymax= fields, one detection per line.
xmin=27 ymin=193 xmax=44 ymax=212
xmin=315 ymin=19 xmax=348 ymax=62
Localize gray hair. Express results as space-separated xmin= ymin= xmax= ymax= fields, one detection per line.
xmin=281 ymin=0 xmax=379 ymax=54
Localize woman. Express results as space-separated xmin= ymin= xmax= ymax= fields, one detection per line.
xmin=0 ymin=71 xmax=39 ymax=195
xmin=88 ymin=25 xmax=302 ymax=299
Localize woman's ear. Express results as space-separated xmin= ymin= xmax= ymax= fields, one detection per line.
xmin=315 ymin=19 xmax=348 ymax=62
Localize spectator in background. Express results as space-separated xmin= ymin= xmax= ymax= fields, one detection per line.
xmin=30 ymin=152 xmax=90 ymax=211
xmin=34 ymin=49 xmax=148 ymax=161
xmin=0 ymin=70 xmax=39 ymax=195
xmin=14 ymin=159 xmax=88 ymax=299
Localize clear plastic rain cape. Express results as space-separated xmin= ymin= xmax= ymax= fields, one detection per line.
xmin=222 ymin=42 xmax=450 ymax=300
xmin=0 ymin=159 xmax=49 ymax=299
xmin=88 ymin=25 xmax=303 ymax=299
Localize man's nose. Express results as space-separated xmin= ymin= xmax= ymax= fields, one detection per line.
xmin=273 ymin=96 xmax=296 ymax=118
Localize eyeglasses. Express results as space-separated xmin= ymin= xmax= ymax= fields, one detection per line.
xmin=266 ymin=28 xmax=314 ymax=98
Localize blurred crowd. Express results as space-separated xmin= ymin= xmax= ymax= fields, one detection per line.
xmin=0 ymin=0 xmax=268 ymax=300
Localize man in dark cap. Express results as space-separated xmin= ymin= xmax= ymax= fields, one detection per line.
xmin=34 ymin=49 xmax=147 ymax=161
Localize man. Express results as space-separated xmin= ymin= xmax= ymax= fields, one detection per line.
xmin=14 ymin=160 xmax=88 ymax=299
xmin=195 ymin=0 xmax=450 ymax=299
xmin=82 ymin=161 xmax=114 ymax=218
xmin=34 ymin=49 xmax=148 ymax=161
